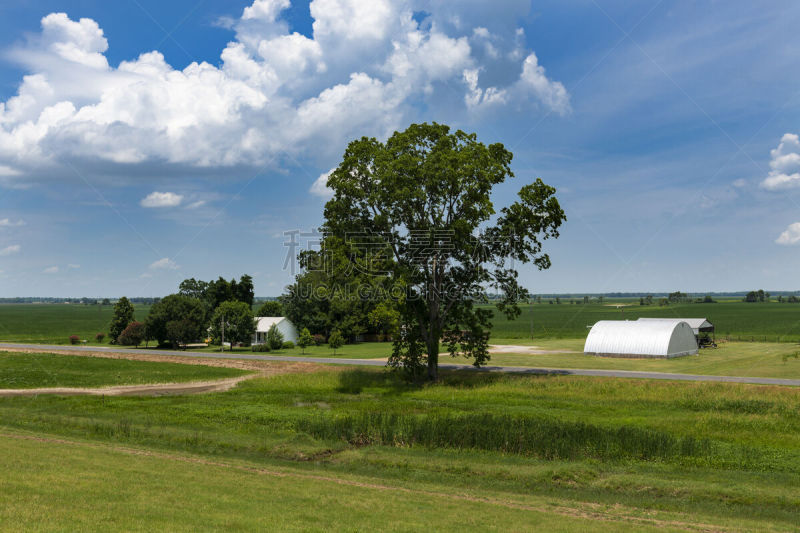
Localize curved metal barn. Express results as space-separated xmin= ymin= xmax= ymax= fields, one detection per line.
xmin=584 ymin=320 xmax=698 ymax=358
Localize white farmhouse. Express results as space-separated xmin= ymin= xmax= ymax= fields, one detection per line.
xmin=253 ymin=317 xmax=299 ymax=345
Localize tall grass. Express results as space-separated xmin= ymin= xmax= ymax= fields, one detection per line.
xmin=299 ymin=412 xmax=713 ymax=462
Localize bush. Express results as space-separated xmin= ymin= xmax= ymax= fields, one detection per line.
xmin=312 ymin=334 xmax=326 ymax=346
xmin=252 ymin=343 xmax=271 ymax=352
xmin=117 ymin=321 xmax=145 ymax=347
xmin=69 ymin=335 xmax=80 ymax=345
xmin=266 ymin=324 xmax=284 ymax=350
xmin=282 ymin=341 xmax=294 ymax=349
xmin=95 ymin=332 xmax=105 ymax=343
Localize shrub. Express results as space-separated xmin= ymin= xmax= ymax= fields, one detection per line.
xmin=266 ymin=324 xmax=284 ymax=350
xmin=252 ymin=343 xmax=271 ymax=352
xmin=282 ymin=341 xmax=294 ymax=349
xmin=312 ymin=334 xmax=326 ymax=346
xmin=95 ymin=332 xmax=105 ymax=343
xmin=328 ymin=330 xmax=344 ymax=355
xmin=298 ymin=328 xmax=313 ymax=354
xmin=69 ymin=335 xmax=80 ymax=345
xmin=118 ymin=321 xmax=145 ymax=347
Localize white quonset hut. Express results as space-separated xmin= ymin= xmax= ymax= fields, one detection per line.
xmin=584 ymin=320 xmax=698 ymax=358
xmin=252 ymin=317 xmax=298 ymax=345
xmin=636 ymin=318 xmax=714 ymax=339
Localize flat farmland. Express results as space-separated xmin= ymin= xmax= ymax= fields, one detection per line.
xmin=489 ymin=300 xmax=800 ymax=341
xmin=0 ymin=303 xmax=151 ymax=344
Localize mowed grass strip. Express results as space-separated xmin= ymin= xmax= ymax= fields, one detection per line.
xmin=0 ymin=352 xmax=249 ymax=389
xmin=0 ymin=432 xmax=668 ymax=533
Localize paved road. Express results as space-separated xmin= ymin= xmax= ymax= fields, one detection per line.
xmin=2 ymin=342 xmax=799 ymax=387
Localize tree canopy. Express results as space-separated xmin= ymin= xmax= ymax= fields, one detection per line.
xmin=322 ymin=122 xmax=565 ymax=381
xmin=109 ymin=296 xmax=135 ymax=344
xmin=144 ymin=294 xmax=206 ymax=348
xmin=209 ymin=300 xmax=256 ymax=351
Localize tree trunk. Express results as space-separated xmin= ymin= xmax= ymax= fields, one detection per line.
xmin=427 ymin=336 xmax=439 ymax=381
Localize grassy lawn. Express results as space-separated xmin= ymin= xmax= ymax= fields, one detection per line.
xmin=487 ymin=341 xmax=800 ymax=379
xmin=0 ymin=352 xmax=249 ymax=389
xmin=1 ymin=366 xmax=799 ymax=530
xmin=0 ymin=431 xmax=675 ymax=532
xmin=181 ymin=339 xmax=800 ymax=380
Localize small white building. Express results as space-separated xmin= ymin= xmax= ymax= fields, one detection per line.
xmin=584 ymin=320 xmax=698 ymax=358
xmin=252 ymin=317 xmax=298 ymax=345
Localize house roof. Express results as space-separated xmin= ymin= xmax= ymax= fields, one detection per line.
xmin=254 ymin=316 xmax=289 ymax=332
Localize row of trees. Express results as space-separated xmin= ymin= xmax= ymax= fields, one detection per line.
xmin=108 ymin=275 xmax=260 ymax=349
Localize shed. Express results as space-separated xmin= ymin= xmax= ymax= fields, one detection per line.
xmin=636 ymin=317 xmax=714 ymax=338
xmin=584 ymin=320 xmax=698 ymax=358
xmin=253 ymin=317 xmax=298 ymax=345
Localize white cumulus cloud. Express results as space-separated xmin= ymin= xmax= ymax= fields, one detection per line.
xmin=141 ymin=191 xmax=184 ymax=208
xmin=0 ymin=244 xmax=20 ymax=256
xmin=0 ymin=1 xmax=569 ymax=184
xmin=776 ymin=222 xmax=800 ymax=246
xmin=310 ymin=168 xmax=335 ymax=199
xmin=149 ymin=257 xmax=180 ymax=270
xmin=42 ymin=265 xmax=59 ymax=274
xmin=762 ymin=133 xmax=800 ymax=190
xmin=0 ymin=218 xmax=25 ymax=227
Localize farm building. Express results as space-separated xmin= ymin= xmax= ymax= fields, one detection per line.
xmin=637 ymin=317 xmax=714 ymax=340
xmin=252 ymin=316 xmax=298 ymax=345
xmin=584 ymin=320 xmax=698 ymax=358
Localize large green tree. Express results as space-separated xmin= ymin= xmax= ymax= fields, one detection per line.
xmin=144 ymin=294 xmax=206 ymax=347
xmin=209 ymin=300 xmax=256 ymax=351
xmin=323 ymin=122 xmax=566 ymax=381
xmin=109 ymin=296 xmax=135 ymax=344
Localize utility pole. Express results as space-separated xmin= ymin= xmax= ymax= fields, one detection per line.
xmin=530 ymin=299 xmax=534 ymax=339
xmin=221 ymin=316 xmax=225 ymax=353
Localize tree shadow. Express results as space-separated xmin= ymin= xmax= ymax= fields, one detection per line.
xmin=335 ymin=366 xmax=568 ymax=395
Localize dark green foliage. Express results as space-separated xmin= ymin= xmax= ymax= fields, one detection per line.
xmin=109 ymin=296 xmax=135 ymax=344
xmin=266 ymin=324 xmax=284 ymax=350
xmin=312 ymin=334 xmax=326 ymax=345
xmin=209 ymin=300 xmax=256 ymax=350
xmin=179 ymin=275 xmax=255 ymax=318
xmin=252 ymin=343 xmax=271 ymax=352
xmin=256 ymin=301 xmax=283 ymax=317
xmin=144 ymin=294 xmax=206 ymax=347
xmin=117 ymin=321 xmax=145 ymax=346
xmin=282 ymin=341 xmax=295 ymax=349
xmin=322 ymin=122 xmax=565 ymax=380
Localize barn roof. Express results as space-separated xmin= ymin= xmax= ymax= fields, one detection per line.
xmin=584 ymin=320 xmax=698 ymax=358
xmin=637 ymin=317 xmax=714 ymax=332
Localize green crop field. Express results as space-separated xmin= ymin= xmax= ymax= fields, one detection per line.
xmin=1 ymin=300 xmax=799 ymax=346
xmin=0 ymin=360 xmax=798 ymax=531
xmin=487 ymin=300 xmax=800 ymax=341
xmin=0 ymin=352 xmax=248 ymax=389
xmin=0 ymin=303 xmax=151 ymax=344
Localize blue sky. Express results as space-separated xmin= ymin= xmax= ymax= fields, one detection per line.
xmin=0 ymin=0 xmax=799 ymax=297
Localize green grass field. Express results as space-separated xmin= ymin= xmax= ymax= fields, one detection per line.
xmin=0 ymin=303 xmax=151 ymax=344
xmin=1 ymin=358 xmax=799 ymax=530
xmin=2 ymin=299 xmax=800 ymax=345
xmin=0 ymin=352 xmax=248 ymax=389
xmin=488 ymin=299 xmax=800 ymax=341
